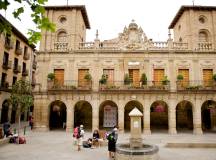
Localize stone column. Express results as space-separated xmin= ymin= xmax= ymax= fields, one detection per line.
xmin=168 ymin=99 xmax=177 ymax=134
xmin=143 ymin=100 xmax=151 ymax=134
xmin=92 ymin=99 xmax=99 ymax=131
xmin=193 ymin=99 xmax=203 ymax=135
xmin=65 ymin=99 xmax=75 ymax=132
xmin=118 ymin=100 xmax=125 ymax=133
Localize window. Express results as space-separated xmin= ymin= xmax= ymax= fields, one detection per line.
xmin=15 ymin=40 xmax=20 ymax=50
xmin=59 ymin=16 xmax=67 ymax=24
xmin=54 ymin=69 xmax=64 ymax=86
xmin=129 ymin=69 xmax=139 ymax=86
xmin=199 ymin=16 xmax=206 ymax=24
xmin=22 ymin=62 xmax=26 ymax=73
xmin=153 ymin=69 xmax=164 ymax=86
xmin=3 ymin=52 xmax=9 ymax=65
xmin=103 ymin=69 xmax=114 ymax=85
xmin=178 ymin=69 xmax=189 ymax=87
xmin=78 ymin=69 xmax=89 ymax=87
xmin=1 ymin=73 xmax=7 ymax=86
xmin=199 ymin=31 xmax=208 ymax=42
xmin=14 ymin=58 xmax=18 ymax=69
xmin=12 ymin=76 xmax=17 ymax=85
xmin=179 ymin=37 xmax=182 ymax=42
xmin=24 ymin=46 xmax=28 ymax=56
xmin=57 ymin=31 xmax=67 ymax=42
xmin=203 ymin=69 xmax=213 ymax=87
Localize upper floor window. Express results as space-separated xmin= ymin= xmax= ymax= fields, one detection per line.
xmin=199 ymin=31 xmax=209 ymax=42
xmin=57 ymin=31 xmax=67 ymax=42
xmin=15 ymin=40 xmax=21 ymax=50
xmin=199 ymin=15 xmax=207 ymax=24
xmin=3 ymin=52 xmax=9 ymax=65
xmin=59 ymin=16 xmax=67 ymax=24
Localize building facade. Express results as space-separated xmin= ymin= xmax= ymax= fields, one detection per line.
xmin=34 ymin=5 xmax=216 ymax=134
xmin=0 ymin=14 xmax=36 ymax=124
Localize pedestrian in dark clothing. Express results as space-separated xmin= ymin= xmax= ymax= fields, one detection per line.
xmin=3 ymin=121 xmax=12 ymax=137
xmin=108 ymin=127 xmax=118 ymax=159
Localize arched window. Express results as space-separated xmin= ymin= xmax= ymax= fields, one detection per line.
xmin=57 ymin=31 xmax=67 ymax=42
xmin=199 ymin=31 xmax=208 ymax=42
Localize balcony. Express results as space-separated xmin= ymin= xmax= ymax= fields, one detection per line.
xmin=176 ymin=80 xmax=216 ymax=91
xmin=23 ymin=53 xmax=30 ymax=60
xmin=22 ymin=69 xmax=29 ymax=76
xmin=54 ymin=42 xmax=68 ymax=51
xmin=4 ymin=40 xmax=13 ymax=50
xmin=47 ymin=80 xmax=92 ymax=91
xmin=99 ymin=81 xmax=170 ymax=92
xmin=13 ymin=65 xmax=21 ymax=74
xmin=15 ymin=47 xmax=23 ymax=55
xmin=2 ymin=60 xmax=12 ymax=70
xmin=32 ymin=61 xmax=37 ymax=69
xmin=197 ymin=43 xmax=212 ymax=51
xmin=0 ymin=81 xmax=11 ymax=92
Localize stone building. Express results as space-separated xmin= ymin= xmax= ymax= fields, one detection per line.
xmin=34 ymin=5 xmax=216 ymax=134
xmin=0 ymin=14 xmax=37 ymax=124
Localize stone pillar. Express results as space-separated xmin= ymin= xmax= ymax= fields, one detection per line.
xmin=143 ymin=100 xmax=151 ymax=134
xmin=65 ymin=99 xmax=75 ymax=132
xmin=193 ymin=99 xmax=203 ymax=135
xmin=168 ymin=99 xmax=177 ymax=134
xmin=92 ymin=99 xmax=99 ymax=131
xmin=168 ymin=59 xmax=176 ymax=91
xmin=118 ymin=100 xmax=125 ymax=133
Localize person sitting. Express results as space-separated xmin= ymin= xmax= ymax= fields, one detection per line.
xmin=92 ymin=129 xmax=100 ymax=148
xmin=3 ymin=121 xmax=13 ymax=137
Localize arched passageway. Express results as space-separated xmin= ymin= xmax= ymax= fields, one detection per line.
xmin=99 ymin=100 xmax=118 ymax=130
xmin=1 ymin=100 xmax=10 ymax=123
xmin=10 ymin=104 xmax=17 ymax=124
xmin=124 ymin=100 xmax=143 ymax=131
xmin=74 ymin=101 xmax=92 ymax=131
xmin=150 ymin=100 xmax=168 ymax=132
xmin=176 ymin=100 xmax=193 ymax=132
xmin=201 ymin=100 xmax=216 ymax=133
xmin=49 ymin=100 xmax=67 ymax=130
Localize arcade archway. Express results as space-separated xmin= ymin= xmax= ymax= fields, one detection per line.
xmin=74 ymin=101 xmax=92 ymax=130
xmin=49 ymin=100 xmax=67 ymax=130
xmin=201 ymin=100 xmax=216 ymax=133
xmin=1 ymin=100 xmax=10 ymax=123
xmin=150 ymin=100 xmax=168 ymax=132
xmin=176 ymin=100 xmax=193 ymax=132
xmin=124 ymin=100 xmax=143 ymax=131
xmin=99 ymin=100 xmax=118 ymax=130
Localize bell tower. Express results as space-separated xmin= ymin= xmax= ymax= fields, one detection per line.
xmin=39 ymin=5 xmax=90 ymax=51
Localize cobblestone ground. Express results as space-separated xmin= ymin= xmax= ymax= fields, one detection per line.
xmin=0 ymin=130 xmax=216 ymax=160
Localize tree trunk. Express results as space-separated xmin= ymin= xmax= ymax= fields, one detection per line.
xmin=18 ymin=114 xmax=21 ymax=144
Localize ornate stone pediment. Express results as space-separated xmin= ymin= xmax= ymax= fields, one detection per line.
xmin=102 ymin=20 xmax=149 ymax=50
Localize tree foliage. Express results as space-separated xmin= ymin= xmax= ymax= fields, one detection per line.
xmin=0 ymin=0 xmax=55 ymax=44
xmin=10 ymin=80 xmax=33 ymax=113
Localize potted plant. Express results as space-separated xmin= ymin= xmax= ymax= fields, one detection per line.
xmin=124 ymin=73 xmax=131 ymax=85
xmin=140 ymin=73 xmax=147 ymax=85
xmin=177 ymin=74 xmax=184 ymax=81
xmin=162 ymin=76 xmax=170 ymax=85
xmin=99 ymin=74 xmax=108 ymax=85
xmin=84 ymin=72 xmax=92 ymax=81
xmin=47 ymin=73 xmax=55 ymax=81
xmin=213 ymin=74 xmax=216 ymax=87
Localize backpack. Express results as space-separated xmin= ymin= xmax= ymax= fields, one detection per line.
xmin=107 ymin=132 xmax=114 ymax=142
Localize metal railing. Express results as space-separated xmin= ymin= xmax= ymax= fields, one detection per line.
xmin=2 ymin=60 xmax=12 ymax=70
xmin=176 ymin=80 xmax=216 ymax=91
xmin=47 ymin=80 xmax=92 ymax=91
xmin=99 ymin=81 xmax=170 ymax=91
xmin=15 ymin=47 xmax=23 ymax=55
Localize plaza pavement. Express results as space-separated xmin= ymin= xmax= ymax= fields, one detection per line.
xmin=0 ymin=129 xmax=216 ymax=160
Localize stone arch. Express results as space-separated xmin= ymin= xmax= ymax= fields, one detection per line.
xmin=201 ymin=100 xmax=216 ymax=132
xmin=1 ymin=99 xmax=10 ymax=123
xmin=150 ymin=100 xmax=168 ymax=132
xmin=176 ymin=100 xmax=193 ymax=132
xmin=99 ymin=100 xmax=118 ymax=130
xmin=49 ymin=100 xmax=67 ymax=130
xmin=74 ymin=100 xmax=92 ymax=131
xmin=56 ymin=29 xmax=67 ymax=42
xmin=124 ymin=100 xmax=143 ymax=131
xmin=198 ymin=29 xmax=210 ymax=42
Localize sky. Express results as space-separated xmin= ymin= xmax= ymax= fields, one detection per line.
xmin=1 ymin=0 xmax=216 ymax=46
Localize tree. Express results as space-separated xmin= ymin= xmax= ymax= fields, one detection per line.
xmin=0 ymin=0 xmax=55 ymax=44
xmin=10 ymin=80 xmax=33 ymax=142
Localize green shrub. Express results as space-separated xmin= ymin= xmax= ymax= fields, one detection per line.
xmin=47 ymin=73 xmax=55 ymax=80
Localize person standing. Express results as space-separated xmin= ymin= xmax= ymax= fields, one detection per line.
xmin=77 ymin=125 xmax=85 ymax=151
xmin=108 ymin=126 xmax=118 ymax=159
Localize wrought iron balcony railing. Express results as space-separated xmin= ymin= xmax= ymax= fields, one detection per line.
xmin=0 ymin=81 xmax=11 ymax=92
xmin=13 ymin=65 xmax=21 ymax=74
xmin=22 ymin=69 xmax=29 ymax=76
xmin=99 ymin=81 xmax=170 ymax=91
xmin=47 ymin=80 xmax=92 ymax=91
xmin=176 ymin=80 xmax=216 ymax=91
xmin=2 ymin=60 xmax=12 ymax=70
xmin=15 ymin=47 xmax=23 ymax=55
xmin=23 ymin=53 xmax=30 ymax=60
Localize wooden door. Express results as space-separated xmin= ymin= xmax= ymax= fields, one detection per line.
xmin=153 ymin=69 xmax=164 ymax=86
xmin=78 ymin=69 xmax=89 ymax=87
xmin=103 ymin=69 xmax=114 ymax=85
xmin=129 ymin=69 xmax=139 ymax=86
xmin=54 ymin=69 xmax=64 ymax=86
xmin=178 ymin=69 xmax=189 ymax=87
xmin=203 ymin=69 xmax=213 ymax=87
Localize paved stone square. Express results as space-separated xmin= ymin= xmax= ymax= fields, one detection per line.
xmin=0 ymin=130 xmax=216 ymax=160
